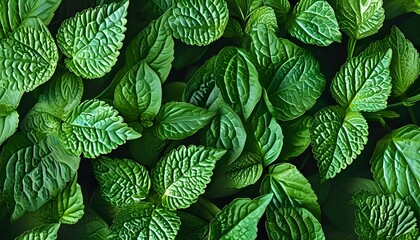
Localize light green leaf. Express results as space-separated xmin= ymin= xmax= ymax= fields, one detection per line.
xmin=402 ymin=0 xmax=420 ymax=13
xmin=370 ymin=124 xmax=420 ymax=214
xmin=169 ymin=0 xmax=229 ymax=46
xmin=266 ymin=207 xmax=325 ymax=240
xmin=208 ymin=194 xmax=273 ymax=240
xmin=200 ymin=98 xmax=246 ymax=164
xmin=114 ymin=61 xmax=162 ymax=125
xmin=21 ymin=106 xmax=61 ymax=138
xmin=152 ymin=145 xmax=226 ymax=210
xmin=245 ymin=6 xmax=278 ymax=34
xmin=260 ymin=163 xmax=321 ymax=219
xmin=0 ymin=87 xmax=23 ymax=113
xmin=363 ymin=26 xmax=420 ymax=96
xmin=215 ymin=47 xmax=262 ymax=120
xmin=110 ymin=203 xmax=181 ymax=240
xmin=0 ymin=111 xmax=19 ymax=145
xmin=287 ymin=0 xmax=341 ymax=46
xmin=15 ymin=223 xmax=60 ymax=240
xmin=225 ymin=152 xmax=263 ymax=188
xmin=331 ymin=49 xmax=392 ymax=112
xmin=0 ymin=24 xmax=58 ymax=92
xmin=176 ymin=212 xmax=208 ymax=240
xmin=352 ymin=191 xmax=418 ymax=239
xmin=56 ymin=1 xmax=128 ymax=79
xmin=279 ymin=115 xmax=313 ymax=161
xmin=263 ymin=0 xmax=291 ymax=23
xmin=53 ymin=174 xmax=84 ymax=224
xmin=310 ymin=106 xmax=369 ymax=181
xmin=155 ymin=102 xmax=216 ymax=140
xmin=59 ymin=99 xmax=141 ymax=158
xmin=333 ymin=0 xmax=385 ymax=39
xmin=92 ymin=156 xmax=151 ymax=208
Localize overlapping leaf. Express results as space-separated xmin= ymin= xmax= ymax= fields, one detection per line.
xmin=245 ymin=6 xmax=278 ymax=34
xmin=279 ymin=116 xmax=312 ymax=161
xmin=225 ymin=152 xmax=263 ymax=188
xmin=53 ymin=174 xmax=84 ymax=224
xmin=15 ymin=223 xmax=60 ymax=240
xmin=0 ymin=111 xmax=19 ymax=145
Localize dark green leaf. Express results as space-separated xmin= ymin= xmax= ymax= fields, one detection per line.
xmin=279 ymin=115 xmax=312 ymax=161
xmin=53 ymin=174 xmax=84 ymax=224
xmin=15 ymin=223 xmax=60 ymax=240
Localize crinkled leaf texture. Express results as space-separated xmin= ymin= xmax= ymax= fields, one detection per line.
xmin=110 ymin=203 xmax=181 ymax=240
xmin=53 ymin=174 xmax=84 ymax=224
xmin=155 ymin=102 xmax=216 ymax=140
xmin=59 ymin=99 xmax=141 ymax=158
xmin=370 ymin=124 xmax=420 ymax=215
xmin=245 ymin=6 xmax=278 ymax=34
xmin=1 ymin=134 xmax=80 ymax=221
xmin=310 ymin=106 xmax=369 ymax=181
xmin=215 ymin=47 xmax=262 ymax=120
xmin=279 ymin=115 xmax=313 ymax=161
xmin=0 ymin=111 xmax=19 ymax=145
xmin=263 ymin=0 xmax=291 ymax=23
xmin=331 ymin=49 xmax=392 ymax=112
xmin=169 ymin=0 xmax=229 ymax=46
xmin=224 ymin=152 xmax=263 ymax=188
xmin=265 ymin=206 xmax=325 ymax=240
xmin=0 ymin=23 xmax=58 ymax=92
xmin=208 ymin=194 xmax=273 ymax=240
xmin=352 ymin=191 xmax=419 ymax=239
xmin=260 ymin=163 xmax=321 ymax=219
xmin=92 ymin=156 xmax=151 ymax=208
xmin=15 ymin=223 xmax=60 ymax=240
xmin=152 ymin=145 xmax=226 ymax=210
xmin=57 ymin=1 xmax=128 ymax=78
xmin=287 ymin=0 xmax=341 ymax=46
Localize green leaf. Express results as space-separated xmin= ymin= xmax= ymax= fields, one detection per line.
xmin=370 ymin=124 xmax=420 ymax=214
xmin=110 ymin=203 xmax=181 ymax=240
xmin=92 ymin=156 xmax=151 ymax=208
xmin=260 ymin=163 xmax=321 ymax=219
xmin=0 ymin=111 xmax=19 ymax=145
xmin=56 ymin=1 xmax=128 ymax=79
xmin=245 ymin=6 xmax=278 ymax=34
xmin=200 ymin=98 xmax=247 ymax=164
xmin=225 ymin=0 xmax=263 ymax=20
xmin=352 ymin=191 xmax=418 ymax=239
xmin=310 ymin=106 xmax=369 ymax=181
xmin=152 ymin=145 xmax=226 ymax=210
xmin=223 ymin=18 xmax=244 ymax=38
xmin=0 ymin=87 xmax=22 ymax=113
xmin=114 ymin=61 xmax=162 ymax=125
xmin=225 ymin=152 xmax=263 ymax=188
xmin=402 ymin=0 xmax=420 ymax=13
xmin=15 ymin=223 xmax=60 ymax=240
xmin=169 ymin=0 xmax=229 ymax=46
xmin=287 ymin=0 xmax=341 ymax=46
xmin=263 ymin=0 xmax=291 ymax=23
xmin=331 ymin=49 xmax=392 ymax=112
xmin=333 ymin=0 xmax=385 ymax=39
xmin=215 ymin=47 xmax=262 ymax=120
xmin=53 ymin=174 xmax=84 ymax=224
xmin=155 ymin=102 xmax=216 ymax=140
xmin=208 ymin=194 xmax=273 ymax=240
xmin=266 ymin=207 xmax=325 ymax=240
xmin=1 ymin=134 xmax=80 ymax=221
xmin=21 ymin=106 xmax=61 ymax=139
xmin=59 ymin=99 xmax=141 ymax=158
xmin=279 ymin=115 xmax=312 ymax=161
xmin=0 ymin=24 xmax=58 ymax=92
xmin=363 ymin=26 xmax=420 ymax=96
xmin=176 ymin=211 xmax=208 ymax=240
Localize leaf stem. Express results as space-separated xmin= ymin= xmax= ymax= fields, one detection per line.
xmin=197 ymin=197 xmax=221 ymax=219
xmin=347 ymin=37 xmax=357 ymax=59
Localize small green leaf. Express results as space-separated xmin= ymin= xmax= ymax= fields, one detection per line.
xmin=208 ymin=194 xmax=273 ymax=240
xmin=279 ymin=115 xmax=312 ymax=161
xmin=225 ymin=152 xmax=263 ymax=188
xmin=152 ymin=145 xmax=226 ymax=210
xmin=287 ymin=0 xmax=341 ymax=46
xmin=21 ymin=106 xmax=61 ymax=140
xmin=0 ymin=87 xmax=23 ymax=113
xmin=223 ymin=18 xmax=244 ymax=38
xmin=155 ymin=102 xmax=216 ymax=140
xmin=310 ymin=106 xmax=369 ymax=181
xmin=15 ymin=223 xmax=60 ymax=240
xmin=263 ymin=0 xmax=291 ymax=23
xmin=331 ymin=49 xmax=392 ymax=112
xmin=225 ymin=0 xmax=263 ymax=20
xmin=245 ymin=6 xmax=278 ymax=34
xmin=92 ymin=156 xmax=151 ymax=208
xmin=53 ymin=174 xmax=84 ymax=224
xmin=0 ymin=111 xmax=19 ymax=145
xmin=169 ymin=0 xmax=229 ymax=46
xmin=56 ymin=1 xmax=128 ymax=78
xmin=401 ymin=0 xmax=420 ymax=13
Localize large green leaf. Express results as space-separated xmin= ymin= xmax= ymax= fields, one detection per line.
xmin=59 ymin=99 xmax=141 ymax=158
xmin=114 ymin=61 xmax=162 ymax=125
xmin=215 ymin=47 xmax=262 ymax=120
xmin=260 ymin=163 xmax=321 ymax=219
xmin=331 ymin=49 xmax=392 ymax=112
xmin=110 ymin=203 xmax=181 ymax=240
xmin=370 ymin=125 xmax=420 ymax=214
xmin=279 ymin=115 xmax=312 ymax=161
xmin=92 ymin=156 xmax=151 ymax=208
xmin=0 ymin=111 xmax=19 ymax=145
xmin=208 ymin=194 xmax=273 ymax=240
xmin=155 ymin=102 xmax=216 ymax=140
xmin=266 ymin=206 xmax=325 ymax=240
xmin=53 ymin=174 xmax=84 ymax=224
xmin=169 ymin=0 xmax=229 ymax=46
xmin=287 ymin=0 xmax=341 ymax=46
xmin=56 ymin=1 xmax=128 ymax=78
xmin=15 ymin=223 xmax=60 ymax=240
xmin=0 ymin=24 xmax=58 ymax=92
xmin=152 ymin=145 xmax=226 ymax=210
xmin=245 ymin=6 xmax=278 ymax=34
xmin=310 ymin=106 xmax=369 ymax=181
xmin=225 ymin=152 xmax=263 ymax=188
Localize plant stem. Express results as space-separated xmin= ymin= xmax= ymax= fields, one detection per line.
xmin=197 ymin=197 xmax=221 ymax=219
xmin=347 ymin=37 xmax=357 ymax=59
xmin=407 ymin=106 xmax=418 ymax=125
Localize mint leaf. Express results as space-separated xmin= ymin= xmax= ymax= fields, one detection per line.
xmin=15 ymin=223 xmax=60 ymax=240
xmin=0 ymin=111 xmax=19 ymax=145
xmin=225 ymin=0 xmax=263 ymax=20
xmin=59 ymin=99 xmax=141 ymax=158
xmin=176 ymin=211 xmax=208 ymax=240
xmin=225 ymin=152 xmax=263 ymax=188
xmin=208 ymin=194 xmax=273 ymax=240
xmin=53 ymin=174 xmax=84 ymax=224
xmin=169 ymin=0 xmax=229 ymax=46
xmin=21 ymin=107 xmax=61 ymax=139
xmin=287 ymin=0 xmax=341 ymax=46
xmin=331 ymin=49 xmax=392 ymax=112
xmin=92 ymin=156 xmax=151 ymax=208
xmin=56 ymin=1 xmax=128 ymax=79
xmin=223 ymin=18 xmax=244 ymax=38
xmin=279 ymin=115 xmax=312 ymax=161
xmin=263 ymin=0 xmax=291 ymax=23
xmin=310 ymin=106 xmax=369 ymax=181
xmin=0 ymin=87 xmax=22 ymax=113
xmin=152 ymin=145 xmax=226 ymax=210
xmin=245 ymin=6 xmax=278 ymax=34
